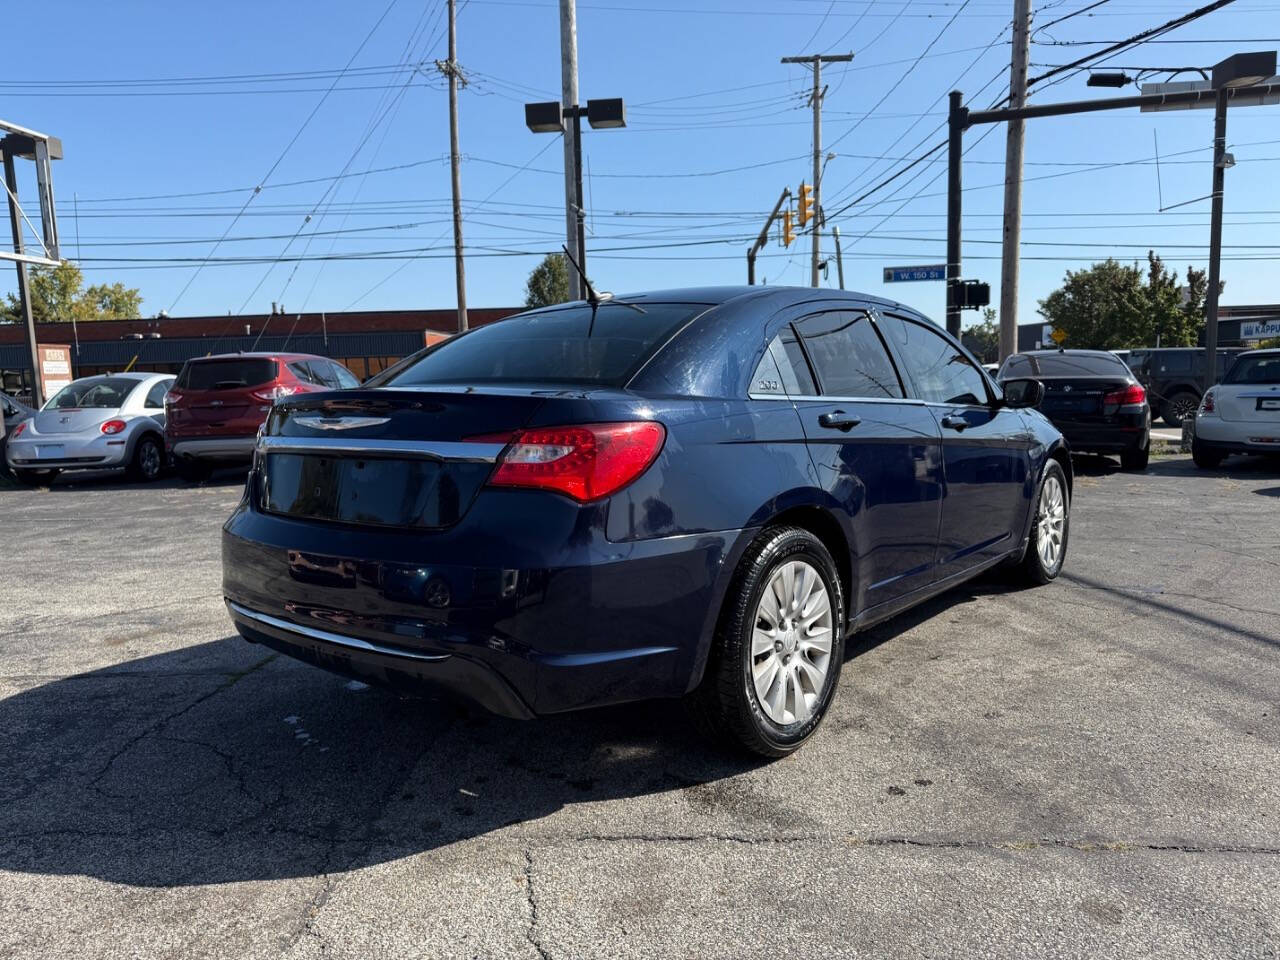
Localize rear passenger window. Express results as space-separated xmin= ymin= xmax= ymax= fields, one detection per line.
xmin=288 ymin=361 xmax=322 ymax=385
xmin=330 ymin=363 xmax=361 ymax=389
xmin=794 ymin=312 xmax=903 ymax=399
xmin=881 ymin=315 xmax=989 ymax=406
xmin=751 ymin=329 xmax=816 ymax=397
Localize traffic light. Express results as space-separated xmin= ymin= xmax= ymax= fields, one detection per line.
xmin=797 ymin=182 xmax=813 ymax=227
xmin=782 ymin=209 xmax=795 ymax=247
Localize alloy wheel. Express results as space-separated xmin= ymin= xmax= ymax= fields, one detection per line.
xmin=750 ymin=559 xmax=833 ymax=725
xmin=1037 ymin=473 xmax=1067 ymax=570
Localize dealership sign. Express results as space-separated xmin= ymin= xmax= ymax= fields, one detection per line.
xmin=1241 ymin=319 xmax=1280 ymax=339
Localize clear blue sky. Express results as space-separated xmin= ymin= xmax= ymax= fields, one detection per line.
xmin=4 ymin=0 xmax=1279 ymax=333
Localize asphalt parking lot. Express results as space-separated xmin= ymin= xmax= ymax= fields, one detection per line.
xmin=1 ymin=454 xmax=1278 ymax=959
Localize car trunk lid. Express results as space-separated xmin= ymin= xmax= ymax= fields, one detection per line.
xmin=1215 ymin=384 xmax=1280 ymax=423
xmin=1037 ymin=376 xmax=1134 ymax=420
xmin=256 ymin=387 xmax=555 ymax=530
xmin=32 ymin=408 xmax=114 ymax=435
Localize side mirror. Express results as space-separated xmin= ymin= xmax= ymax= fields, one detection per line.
xmin=1002 ymin=377 xmax=1044 ymax=409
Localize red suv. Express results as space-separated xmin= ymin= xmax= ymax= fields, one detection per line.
xmin=165 ymin=352 xmax=360 ymax=481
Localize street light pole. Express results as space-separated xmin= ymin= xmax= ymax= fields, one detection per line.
xmin=571 ymin=107 xmax=586 ymax=287
xmin=946 ymin=90 xmax=965 ymax=338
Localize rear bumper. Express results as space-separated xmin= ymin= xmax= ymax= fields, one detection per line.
xmin=222 ymin=498 xmax=752 ymax=716
xmin=1194 ymin=417 xmax=1280 ymax=452
xmin=170 ymin=435 xmax=257 ymax=460
xmin=5 ymin=434 xmax=130 ymax=470
xmin=1054 ymin=420 xmax=1147 ymax=454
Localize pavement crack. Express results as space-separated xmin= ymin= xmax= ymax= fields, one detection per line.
xmin=524 ymin=849 xmax=552 ymax=960
xmin=87 ymin=652 xmax=276 ymax=793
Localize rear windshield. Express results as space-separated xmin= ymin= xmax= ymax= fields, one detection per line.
xmin=1224 ymin=354 xmax=1280 ymax=384
xmin=382 ymin=302 xmax=703 ymax=388
xmin=44 ymin=377 xmax=138 ymax=410
xmin=177 ymin=358 xmax=277 ymax=391
xmin=1002 ymin=353 xmax=1128 ymax=378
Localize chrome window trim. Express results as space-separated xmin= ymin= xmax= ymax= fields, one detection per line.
xmin=748 ymin=393 xmax=928 ymax=406
xmin=226 ymin=600 xmax=450 ymax=663
xmin=257 ymin=435 xmax=503 ymax=462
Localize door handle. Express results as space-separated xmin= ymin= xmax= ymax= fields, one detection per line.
xmin=818 ymin=411 xmax=862 ymax=432
xmin=940 ymin=414 xmax=969 ymax=431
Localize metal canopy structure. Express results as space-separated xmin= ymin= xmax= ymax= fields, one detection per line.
xmin=2 ymin=117 xmax=64 ymax=407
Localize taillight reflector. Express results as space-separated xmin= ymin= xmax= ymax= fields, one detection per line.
xmin=474 ymin=421 xmax=665 ymax=502
xmin=1200 ymin=390 xmax=1215 ymax=414
xmin=101 ymin=419 xmax=127 ymax=435
xmin=250 ymin=384 xmax=298 ymax=402
xmin=1103 ymin=383 xmax=1146 ymax=406
xmin=11 ymin=421 xmax=26 ymax=438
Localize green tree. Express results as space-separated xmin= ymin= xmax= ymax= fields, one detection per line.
xmin=1 ymin=261 xmax=142 ymax=324
xmin=524 ymin=253 xmax=569 ymax=308
xmin=1038 ymin=259 xmax=1149 ymax=350
xmin=964 ymin=307 xmax=999 ymax=362
xmin=1037 ymin=252 xmax=1225 ymax=350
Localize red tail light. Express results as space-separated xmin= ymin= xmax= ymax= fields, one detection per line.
xmin=11 ymin=421 xmax=26 ymax=438
xmin=1103 ymin=383 xmax=1146 ymax=407
xmin=250 ymin=384 xmax=298 ymax=403
xmin=475 ymin=421 xmax=665 ymax=502
xmin=1201 ymin=390 xmax=1215 ymax=414
xmin=101 ymin=419 xmax=127 ymax=435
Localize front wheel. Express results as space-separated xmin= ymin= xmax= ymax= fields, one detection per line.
xmin=688 ymin=526 xmax=846 ymax=758
xmin=1018 ymin=460 xmax=1069 ymax=585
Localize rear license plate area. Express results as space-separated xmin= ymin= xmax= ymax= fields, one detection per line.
xmin=264 ymin=453 xmax=452 ymax=528
xmin=1258 ymin=398 xmax=1280 ymax=411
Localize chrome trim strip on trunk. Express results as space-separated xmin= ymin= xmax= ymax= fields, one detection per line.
xmin=225 ymin=600 xmax=451 ymax=662
xmin=257 ymin=435 xmax=504 ymax=462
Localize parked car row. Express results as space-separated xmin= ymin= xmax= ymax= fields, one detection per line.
xmin=2 ymin=352 xmax=361 ymax=485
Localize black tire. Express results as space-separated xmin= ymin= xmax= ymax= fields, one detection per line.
xmin=1120 ymin=441 xmax=1149 ymax=471
xmin=1191 ymin=438 xmax=1225 ymax=470
xmin=1017 ymin=459 xmax=1070 ymax=585
xmin=175 ymin=457 xmax=212 ymax=483
xmin=128 ymin=434 xmax=164 ymax=482
xmin=12 ymin=468 xmax=57 ymax=487
xmin=1162 ymin=391 xmax=1199 ymax=429
xmin=688 ymin=526 xmax=846 ymax=758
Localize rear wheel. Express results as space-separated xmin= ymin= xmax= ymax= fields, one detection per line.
xmin=175 ymin=457 xmax=213 ymax=483
xmin=128 ymin=435 xmax=164 ymax=482
xmin=1191 ymin=438 xmax=1225 ymax=470
xmin=1120 ymin=442 xmax=1149 ymax=471
xmin=1162 ymin=391 xmax=1199 ymax=428
xmin=688 ymin=526 xmax=845 ymax=758
xmin=1018 ymin=460 xmax=1069 ymax=585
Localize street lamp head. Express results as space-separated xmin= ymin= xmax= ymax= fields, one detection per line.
xmin=1087 ymin=72 xmax=1131 ymax=88
xmin=586 ymin=98 xmax=626 ymax=129
xmin=1212 ymin=51 xmax=1277 ymax=89
xmin=524 ymin=101 xmax=564 ymax=134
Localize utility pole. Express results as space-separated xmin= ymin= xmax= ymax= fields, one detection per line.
xmin=560 ymin=0 xmax=581 ymax=300
xmin=998 ymin=0 xmax=1031 ymax=360
xmin=832 ymin=225 xmax=845 ymax=290
xmin=1203 ymin=86 xmax=1228 ymax=387
xmin=438 ymin=0 xmax=468 ymax=331
xmin=946 ymin=90 xmax=966 ymax=338
xmin=781 ymin=52 xmax=853 ymax=287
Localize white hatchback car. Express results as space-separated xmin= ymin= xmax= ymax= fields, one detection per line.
xmin=5 ymin=372 xmax=174 ymax=485
xmin=1193 ymin=348 xmax=1280 ymax=468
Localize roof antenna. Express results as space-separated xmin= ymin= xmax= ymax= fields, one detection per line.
xmin=562 ymin=245 xmax=608 ymax=307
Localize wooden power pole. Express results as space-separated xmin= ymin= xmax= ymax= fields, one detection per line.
xmin=440 ymin=0 xmax=468 ymax=332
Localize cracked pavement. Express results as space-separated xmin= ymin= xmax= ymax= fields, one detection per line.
xmin=0 ymin=456 xmax=1278 ymax=959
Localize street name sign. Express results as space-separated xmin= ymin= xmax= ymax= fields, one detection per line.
xmin=883 ymin=264 xmax=946 ymax=282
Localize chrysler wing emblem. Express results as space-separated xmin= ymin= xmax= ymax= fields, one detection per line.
xmin=1063 ymin=385 xmax=1073 ymax=392
xmin=293 ymin=416 xmax=390 ymax=431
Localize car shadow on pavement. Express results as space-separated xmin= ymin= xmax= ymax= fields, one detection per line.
xmin=0 ymin=638 xmax=770 ymax=888
xmin=1143 ymin=455 xmax=1280 ymax=480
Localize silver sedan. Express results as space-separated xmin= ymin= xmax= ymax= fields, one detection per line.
xmin=5 ymin=372 xmax=174 ymax=485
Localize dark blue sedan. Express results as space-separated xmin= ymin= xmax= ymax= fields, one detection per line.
xmin=222 ymin=286 xmax=1070 ymax=756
